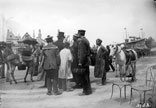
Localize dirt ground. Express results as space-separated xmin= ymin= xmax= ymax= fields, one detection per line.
xmin=0 ymin=56 xmax=156 ymax=108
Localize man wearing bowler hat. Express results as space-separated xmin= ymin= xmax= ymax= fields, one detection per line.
xmin=54 ymin=31 xmax=65 ymax=51
xmin=42 ymin=35 xmax=62 ymax=95
xmin=77 ymin=29 xmax=92 ymax=95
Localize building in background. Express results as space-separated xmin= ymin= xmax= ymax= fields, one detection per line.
xmin=36 ymin=29 xmax=46 ymax=45
xmin=6 ymin=29 xmax=21 ymax=44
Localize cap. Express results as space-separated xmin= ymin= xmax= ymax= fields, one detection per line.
xmin=57 ymin=32 xmax=65 ymax=38
xmin=96 ymin=38 xmax=102 ymax=43
xmin=78 ymin=30 xmax=86 ymax=36
xmin=45 ymin=35 xmax=53 ymax=43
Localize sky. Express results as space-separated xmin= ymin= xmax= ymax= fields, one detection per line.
xmin=0 ymin=0 xmax=156 ymax=46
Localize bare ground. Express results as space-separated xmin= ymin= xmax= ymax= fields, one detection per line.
xmin=0 ymin=56 xmax=156 ymax=108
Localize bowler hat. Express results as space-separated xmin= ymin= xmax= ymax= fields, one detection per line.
xmin=78 ymin=30 xmax=86 ymax=36
xmin=45 ymin=35 xmax=53 ymax=42
xmin=57 ymin=32 xmax=65 ymax=38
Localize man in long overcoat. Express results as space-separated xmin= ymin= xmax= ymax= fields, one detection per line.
xmin=78 ymin=30 xmax=92 ymax=95
xmin=71 ymin=34 xmax=82 ymax=88
xmin=42 ymin=36 xmax=61 ymax=95
xmin=54 ymin=31 xmax=65 ymax=51
xmin=94 ymin=39 xmax=109 ymax=85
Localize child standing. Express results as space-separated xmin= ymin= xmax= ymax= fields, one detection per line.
xmin=58 ymin=42 xmax=73 ymax=91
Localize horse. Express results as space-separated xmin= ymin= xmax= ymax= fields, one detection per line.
xmin=109 ymin=44 xmax=138 ymax=81
xmin=3 ymin=46 xmax=35 ymax=84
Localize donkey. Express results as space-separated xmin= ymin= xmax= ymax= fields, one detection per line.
xmin=3 ymin=46 xmax=35 ymax=84
xmin=109 ymin=44 xmax=138 ymax=81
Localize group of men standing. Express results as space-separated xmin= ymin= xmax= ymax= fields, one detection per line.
xmin=41 ymin=29 xmax=115 ymax=96
xmin=42 ymin=30 xmax=93 ymax=96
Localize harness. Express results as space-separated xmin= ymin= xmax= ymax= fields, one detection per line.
xmin=124 ymin=50 xmax=137 ymax=65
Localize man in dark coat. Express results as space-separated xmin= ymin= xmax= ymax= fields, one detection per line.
xmin=0 ymin=44 xmax=5 ymax=78
xmin=95 ymin=39 xmax=109 ymax=85
xmin=77 ymin=29 xmax=92 ymax=95
xmin=71 ymin=34 xmax=82 ymax=88
xmin=42 ymin=36 xmax=62 ymax=95
xmin=54 ymin=31 xmax=65 ymax=51
xmin=106 ymin=45 xmax=115 ymax=72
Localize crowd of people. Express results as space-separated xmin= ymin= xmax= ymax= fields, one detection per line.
xmin=0 ymin=29 xmax=115 ymax=96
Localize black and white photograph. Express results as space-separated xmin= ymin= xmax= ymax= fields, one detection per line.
xmin=0 ymin=0 xmax=156 ymax=108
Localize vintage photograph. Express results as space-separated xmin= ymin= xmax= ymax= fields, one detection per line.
xmin=0 ymin=0 xmax=156 ymax=108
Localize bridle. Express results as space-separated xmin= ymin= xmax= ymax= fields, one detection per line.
xmin=113 ymin=45 xmax=121 ymax=56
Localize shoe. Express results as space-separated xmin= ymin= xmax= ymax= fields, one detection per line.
xmin=39 ymin=85 xmax=46 ymax=88
xmin=78 ymin=92 xmax=86 ymax=96
xmin=72 ymin=84 xmax=82 ymax=89
xmin=47 ymin=92 xmax=52 ymax=95
xmin=79 ymin=91 xmax=92 ymax=96
xmin=126 ymin=74 xmax=132 ymax=77
xmin=54 ymin=91 xmax=62 ymax=95
xmin=65 ymin=88 xmax=74 ymax=92
xmin=102 ymin=81 xmax=106 ymax=85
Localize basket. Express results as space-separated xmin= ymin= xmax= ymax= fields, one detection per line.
xmin=18 ymin=64 xmax=26 ymax=70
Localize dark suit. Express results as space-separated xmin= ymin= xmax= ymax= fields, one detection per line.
xmin=43 ymin=43 xmax=59 ymax=93
xmin=78 ymin=36 xmax=92 ymax=95
xmin=71 ymin=40 xmax=81 ymax=86
xmin=54 ymin=40 xmax=64 ymax=51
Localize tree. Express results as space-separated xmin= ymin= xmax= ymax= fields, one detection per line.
xmin=145 ymin=37 xmax=156 ymax=49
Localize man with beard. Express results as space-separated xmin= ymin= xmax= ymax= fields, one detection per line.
xmin=77 ymin=30 xmax=92 ymax=95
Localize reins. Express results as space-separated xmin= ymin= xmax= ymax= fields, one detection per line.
xmin=114 ymin=45 xmax=121 ymax=56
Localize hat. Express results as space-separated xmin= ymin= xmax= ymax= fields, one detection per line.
xmin=73 ymin=34 xmax=80 ymax=38
xmin=96 ymin=38 xmax=102 ymax=44
xmin=78 ymin=30 xmax=86 ymax=36
xmin=45 ymin=35 xmax=53 ymax=43
xmin=57 ymin=32 xmax=65 ymax=38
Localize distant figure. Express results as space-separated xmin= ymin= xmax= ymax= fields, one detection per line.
xmin=0 ymin=44 xmax=5 ymax=78
xmin=106 ymin=45 xmax=115 ymax=72
xmin=42 ymin=36 xmax=62 ymax=95
xmin=58 ymin=41 xmax=73 ymax=91
xmin=78 ymin=29 xmax=92 ymax=95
